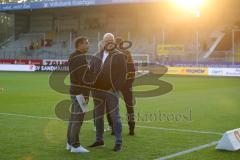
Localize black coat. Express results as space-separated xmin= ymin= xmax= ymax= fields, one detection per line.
xmin=118 ymin=49 xmax=136 ymax=87
xmin=89 ymin=50 xmax=127 ymax=91
xmin=68 ymin=50 xmax=90 ymax=97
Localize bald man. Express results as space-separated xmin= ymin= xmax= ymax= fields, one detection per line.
xmin=88 ymin=33 xmax=127 ymax=152
xmin=92 ymin=40 xmax=113 ymax=132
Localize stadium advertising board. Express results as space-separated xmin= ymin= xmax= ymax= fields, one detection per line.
xmin=208 ymin=68 xmax=240 ymax=77
xmin=35 ymin=65 xmax=69 ymax=72
xmin=0 ymin=59 xmax=42 ymax=65
xmin=157 ymin=45 xmax=185 ymax=55
xmin=0 ymin=0 xmax=95 ymax=11
xmin=43 ymin=59 xmax=68 ymax=66
xmin=167 ymin=67 xmax=208 ymax=76
xmin=0 ymin=64 xmax=36 ymax=72
xmin=217 ymin=128 xmax=240 ymax=151
xmin=0 ymin=63 xmax=240 ymax=77
xmin=0 ymin=0 xmax=159 ymax=11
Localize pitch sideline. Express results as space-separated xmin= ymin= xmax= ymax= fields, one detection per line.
xmin=0 ymin=112 xmax=223 ymax=135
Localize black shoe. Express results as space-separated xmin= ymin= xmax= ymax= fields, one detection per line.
xmin=129 ymin=130 xmax=135 ymax=136
xmin=111 ymin=130 xmax=115 ymax=135
xmin=113 ymin=144 xmax=122 ymax=152
xmin=129 ymin=122 xmax=135 ymax=136
xmin=88 ymin=141 xmax=104 ymax=148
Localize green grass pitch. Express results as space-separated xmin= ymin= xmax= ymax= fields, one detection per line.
xmin=0 ymin=72 xmax=240 ymax=160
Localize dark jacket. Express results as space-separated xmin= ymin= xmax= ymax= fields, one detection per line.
xmin=68 ymin=50 xmax=90 ymax=97
xmin=89 ymin=50 xmax=127 ymax=91
xmin=119 ymin=49 xmax=136 ymax=86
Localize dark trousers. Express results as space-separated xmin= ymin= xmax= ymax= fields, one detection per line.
xmin=67 ymin=96 xmax=85 ymax=148
xmin=121 ymin=85 xmax=135 ymax=129
xmin=93 ymin=100 xmax=113 ymax=128
xmin=105 ymin=85 xmax=135 ymax=130
xmin=92 ymin=90 xmax=122 ymax=144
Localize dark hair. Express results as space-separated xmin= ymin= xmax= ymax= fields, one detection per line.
xmin=75 ymin=37 xmax=88 ymax=49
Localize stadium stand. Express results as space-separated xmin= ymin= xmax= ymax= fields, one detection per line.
xmin=0 ymin=0 xmax=240 ymax=67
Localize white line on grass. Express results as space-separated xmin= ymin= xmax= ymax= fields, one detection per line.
xmin=135 ymin=125 xmax=222 ymax=135
xmin=0 ymin=112 xmax=92 ymax=123
xmin=156 ymin=141 xmax=219 ymax=160
xmin=0 ymin=112 xmax=223 ymax=135
xmin=0 ymin=112 xmax=59 ymax=120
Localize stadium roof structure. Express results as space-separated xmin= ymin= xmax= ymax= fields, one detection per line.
xmin=0 ymin=0 xmax=166 ymax=12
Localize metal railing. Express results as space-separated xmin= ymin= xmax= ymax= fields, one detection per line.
xmin=0 ymin=36 xmax=13 ymax=48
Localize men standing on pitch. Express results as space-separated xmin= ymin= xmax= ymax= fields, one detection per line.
xmin=116 ymin=37 xmax=136 ymax=135
xmin=89 ymin=33 xmax=127 ymax=152
xmin=67 ymin=37 xmax=90 ymax=153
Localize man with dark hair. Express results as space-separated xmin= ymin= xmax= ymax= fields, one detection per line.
xmin=115 ymin=36 xmax=136 ymax=135
xmin=66 ymin=36 xmax=90 ymax=153
xmin=88 ymin=33 xmax=127 ymax=152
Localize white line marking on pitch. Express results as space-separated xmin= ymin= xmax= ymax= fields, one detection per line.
xmin=0 ymin=112 xmax=59 ymax=120
xmin=0 ymin=112 xmax=222 ymax=135
xmin=156 ymin=141 xmax=219 ymax=160
xmin=0 ymin=112 xmax=92 ymax=123
xmin=135 ymin=125 xmax=222 ymax=135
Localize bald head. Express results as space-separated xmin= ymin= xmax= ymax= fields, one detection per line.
xmin=102 ymin=33 xmax=115 ymax=49
xmin=103 ymin=33 xmax=114 ymax=41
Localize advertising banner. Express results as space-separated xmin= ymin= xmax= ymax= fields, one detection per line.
xmin=0 ymin=59 xmax=42 ymax=65
xmin=43 ymin=59 xmax=68 ymax=66
xmin=0 ymin=0 xmax=95 ymax=11
xmin=0 ymin=64 xmax=36 ymax=72
xmin=0 ymin=0 xmax=160 ymax=11
xmin=208 ymin=68 xmax=240 ymax=77
xmin=167 ymin=67 xmax=208 ymax=76
xmin=35 ymin=65 xmax=69 ymax=72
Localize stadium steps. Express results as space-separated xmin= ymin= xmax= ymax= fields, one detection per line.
xmin=203 ymin=31 xmax=225 ymax=59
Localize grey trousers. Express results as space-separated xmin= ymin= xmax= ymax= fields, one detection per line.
xmin=67 ymin=95 xmax=85 ymax=148
xmin=92 ymin=90 xmax=122 ymax=144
